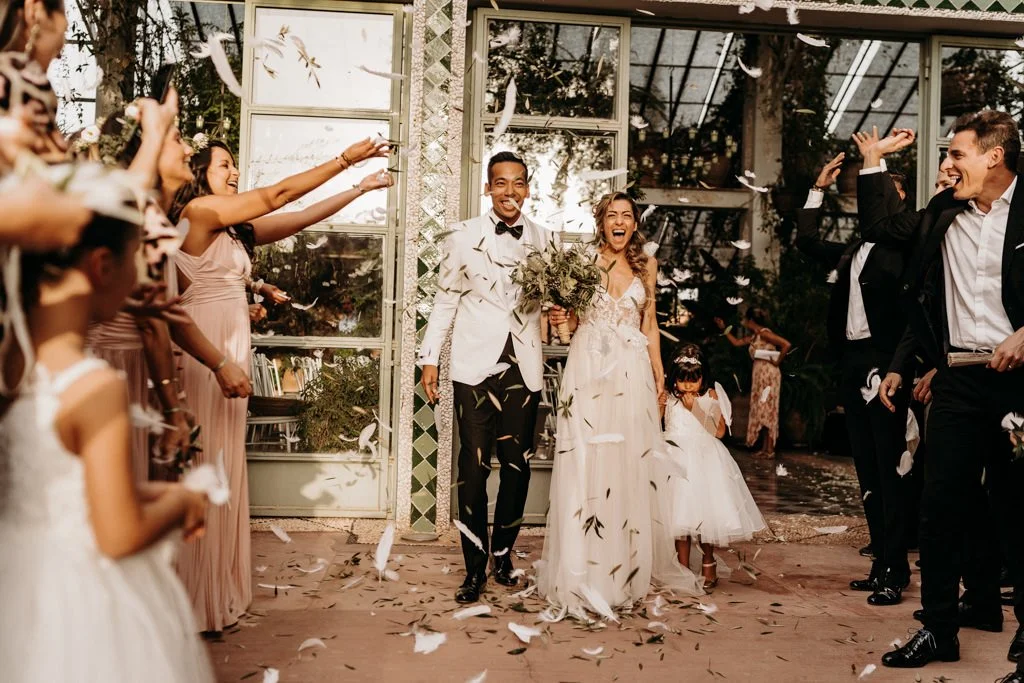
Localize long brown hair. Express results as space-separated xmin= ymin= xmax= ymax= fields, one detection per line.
xmin=169 ymin=140 xmax=256 ymax=258
xmin=0 ymin=0 xmax=62 ymax=52
xmin=591 ymin=191 xmax=649 ymax=293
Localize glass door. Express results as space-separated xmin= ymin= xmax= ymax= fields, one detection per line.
xmin=240 ymin=1 xmax=406 ymax=516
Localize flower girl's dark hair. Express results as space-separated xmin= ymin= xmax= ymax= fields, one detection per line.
xmin=667 ymin=343 xmax=708 ymax=396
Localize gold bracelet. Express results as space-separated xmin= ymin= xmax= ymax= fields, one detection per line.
xmin=337 ymin=151 xmax=353 ymax=169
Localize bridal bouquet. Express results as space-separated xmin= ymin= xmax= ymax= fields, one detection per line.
xmin=1003 ymin=413 xmax=1024 ymax=461
xmin=511 ymin=240 xmax=603 ymax=343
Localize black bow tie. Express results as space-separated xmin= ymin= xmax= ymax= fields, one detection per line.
xmin=495 ymin=220 xmax=523 ymax=240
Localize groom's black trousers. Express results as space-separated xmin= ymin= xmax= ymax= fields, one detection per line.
xmin=452 ymin=335 xmax=540 ymax=578
xmin=918 ymin=364 xmax=1024 ymax=640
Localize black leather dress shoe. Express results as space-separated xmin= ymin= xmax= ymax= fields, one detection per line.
xmin=881 ymin=629 xmax=960 ymax=668
xmin=859 ymin=544 xmax=875 ymax=558
xmin=912 ymin=601 xmax=1003 ymax=631
xmin=850 ymin=574 xmax=879 ymax=591
xmin=868 ymin=585 xmax=904 ymax=606
xmin=1009 ymin=625 xmax=1024 ymax=663
xmin=455 ymin=573 xmax=486 ymax=604
xmin=996 ymin=667 xmax=1024 ymax=683
xmin=492 ymin=554 xmax=519 ymax=587
xmin=961 ymin=601 xmax=1004 ymax=632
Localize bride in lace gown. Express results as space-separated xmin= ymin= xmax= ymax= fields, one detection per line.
xmin=537 ymin=193 xmax=701 ymax=619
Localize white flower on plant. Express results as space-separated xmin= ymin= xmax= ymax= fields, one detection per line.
xmin=124 ymin=103 xmax=140 ymax=120
xmin=80 ymin=125 xmax=100 ymax=144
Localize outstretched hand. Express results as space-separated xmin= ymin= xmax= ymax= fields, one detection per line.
xmin=358 ymin=170 xmax=394 ymax=193
xmin=851 ymin=126 xmax=881 ymax=158
xmin=814 ymin=152 xmax=845 ymax=190
xmin=875 ymin=128 xmax=916 ymax=156
xmin=342 ymin=137 xmax=391 ymax=165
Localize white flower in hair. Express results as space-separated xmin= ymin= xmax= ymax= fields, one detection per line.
xmin=124 ymin=103 xmax=140 ymax=120
xmin=80 ymin=125 xmax=100 ymax=144
xmin=190 ymin=132 xmax=209 ymax=151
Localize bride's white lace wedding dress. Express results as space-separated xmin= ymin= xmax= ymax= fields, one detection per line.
xmin=536 ymin=276 xmax=702 ymax=618
xmin=0 ymin=358 xmax=214 ymax=682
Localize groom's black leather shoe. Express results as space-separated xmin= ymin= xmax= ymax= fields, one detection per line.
xmin=881 ymin=629 xmax=959 ymax=668
xmin=867 ymin=570 xmax=909 ymax=606
xmin=492 ymin=554 xmax=519 ymax=587
xmin=913 ymin=600 xmax=1003 ymax=631
xmin=1008 ymin=625 xmax=1024 ymax=663
xmin=455 ymin=572 xmax=486 ymax=604
xmin=996 ymin=666 xmax=1024 ymax=683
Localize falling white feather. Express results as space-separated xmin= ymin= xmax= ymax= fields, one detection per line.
xmin=640 ymin=204 xmax=657 ymax=223
xmin=269 ymin=524 xmax=292 ymax=543
xmin=466 ymin=672 xmax=488 ymax=683
xmin=358 ymin=65 xmax=405 ymax=81
xmin=358 ymin=422 xmax=377 ymax=452
xmin=130 ymin=404 xmax=171 ymax=434
xmin=298 ymin=638 xmax=327 ymax=652
xmin=737 ymin=176 xmax=770 ymax=193
xmin=813 ymin=525 xmax=848 ymax=535
xmin=453 ymin=605 xmax=491 ymax=620
xmin=537 ymin=604 xmax=568 ymax=623
xmin=826 ymin=269 xmax=839 ymax=284
xmin=306 ymin=235 xmax=328 ymax=249
xmin=776 ymin=464 xmax=789 ymax=477
xmin=630 ymin=115 xmax=649 ymax=129
xmin=1001 ymin=412 xmax=1023 ymax=431
xmin=582 ymin=645 xmax=604 ymax=656
xmin=491 ymin=78 xmax=517 ymax=139
xmin=374 ymin=522 xmax=395 ymax=579
xmin=588 ymin=433 xmax=625 ymax=444
xmin=787 ymin=5 xmax=800 ymax=23
xmin=454 ymin=519 xmax=485 ymax=552
xmin=861 ymin=368 xmax=881 ymax=403
xmin=727 ymin=296 xmax=744 ymax=306
xmin=194 ymin=33 xmax=244 ymax=98
xmin=731 ymin=240 xmax=752 ymax=250
xmin=858 ymin=663 xmax=877 ymax=679
xmin=797 ymin=33 xmax=829 ymax=47
xmin=579 ymin=168 xmax=628 ymax=182
xmin=897 ymin=450 xmax=914 ymax=477
xmin=182 ymin=449 xmax=230 ymax=505
xmin=735 ymin=276 xmax=750 ymax=286
xmin=413 ymin=630 xmax=447 ymax=654
xmin=296 ymin=558 xmax=329 ymax=574
xmin=508 ymin=622 xmax=543 ymax=643
xmin=760 ymin=386 xmax=771 ymax=403
xmin=263 ymin=668 xmax=280 ymax=683
xmin=580 ymin=584 xmax=619 ymax=622
xmin=291 ymin=297 xmax=319 ymax=311
xmin=736 ymin=57 xmax=762 ymax=78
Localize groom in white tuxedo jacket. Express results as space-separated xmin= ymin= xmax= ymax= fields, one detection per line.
xmin=419 ymin=151 xmax=557 ymax=603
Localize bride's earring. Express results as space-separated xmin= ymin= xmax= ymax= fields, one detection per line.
xmin=25 ymin=23 xmax=40 ymax=56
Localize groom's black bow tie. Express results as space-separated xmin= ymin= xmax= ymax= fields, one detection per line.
xmin=495 ymin=220 xmax=523 ymax=240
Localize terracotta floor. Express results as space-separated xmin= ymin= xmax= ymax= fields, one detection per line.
xmin=208 ymin=531 xmax=1018 ymax=682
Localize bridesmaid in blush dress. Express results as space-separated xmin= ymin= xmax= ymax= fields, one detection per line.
xmin=169 ymin=137 xmax=392 ymax=633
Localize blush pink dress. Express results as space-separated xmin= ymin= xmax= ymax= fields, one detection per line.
xmin=174 ymin=231 xmax=252 ymax=631
xmin=86 ymin=313 xmax=151 ymax=482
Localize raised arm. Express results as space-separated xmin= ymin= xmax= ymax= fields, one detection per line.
xmin=715 ymin=317 xmax=751 ymax=347
xmin=854 ymin=128 xmax=922 ymax=245
xmin=250 ymin=169 xmax=393 ymax=246
xmin=126 ymin=91 xmax=179 ymax=191
xmin=641 ymin=257 xmax=666 ymax=392
xmin=795 ymin=152 xmax=849 ymax=267
xmin=69 ymin=368 xmax=207 ymax=558
xmin=181 ymin=137 xmax=389 ymax=242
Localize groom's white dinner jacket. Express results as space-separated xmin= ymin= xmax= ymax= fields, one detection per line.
xmin=418 ymin=211 xmax=559 ymax=393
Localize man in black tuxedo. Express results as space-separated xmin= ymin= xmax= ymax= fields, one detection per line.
xmin=856 ymin=112 xmax=1024 ymax=674
xmin=795 ymin=150 xmax=914 ymax=607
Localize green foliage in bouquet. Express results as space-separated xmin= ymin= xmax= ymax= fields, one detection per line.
xmin=511 ymin=241 xmax=604 ymax=315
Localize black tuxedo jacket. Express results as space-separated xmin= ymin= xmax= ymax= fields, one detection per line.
xmin=857 ymin=171 xmax=1024 ymax=375
xmin=795 ymin=187 xmax=908 ymax=358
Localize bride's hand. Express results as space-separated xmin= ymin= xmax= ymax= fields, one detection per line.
xmin=652 ymin=365 xmax=665 ymax=394
xmin=548 ymin=305 xmax=570 ymax=327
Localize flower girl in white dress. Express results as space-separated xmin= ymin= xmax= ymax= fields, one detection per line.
xmin=0 ymin=175 xmax=214 ymax=682
xmin=662 ymin=344 xmax=766 ymax=588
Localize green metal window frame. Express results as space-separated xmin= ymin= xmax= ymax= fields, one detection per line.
xmin=463 ymin=8 xmax=632 ymax=234
xmin=239 ymin=0 xmax=411 ymax=516
xmin=922 ymin=34 xmax=1021 ymax=205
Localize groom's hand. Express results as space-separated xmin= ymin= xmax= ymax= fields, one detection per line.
xmin=548 ymin=305 xmax=568 ymax=326
xmin=421 ymin=365 xmax=440 ymax=404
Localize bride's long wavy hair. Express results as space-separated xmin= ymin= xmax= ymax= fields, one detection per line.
xmin=591 ymin=191 xmax=649 ymax=296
